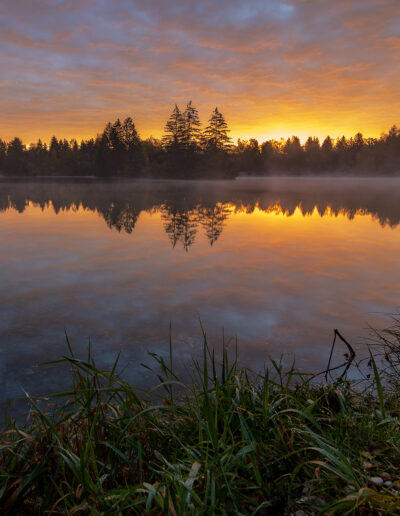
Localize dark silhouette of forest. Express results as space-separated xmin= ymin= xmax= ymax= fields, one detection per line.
xmin=1 ymin=102 xmax=399 ymax=177
xmin=2 ymin=178 xmax=400 ymax=251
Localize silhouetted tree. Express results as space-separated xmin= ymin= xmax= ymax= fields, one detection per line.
xmin=26 ymin=139 xmax=47 ymax=175
xmin=203 ymin=108 xmax=232 ymax=150
xmin=321 ymin=136 xmax=334 ymax=171
xmin=161 ymin=103 xmax=203 ymax=178
xmin=284 ymin=136 xmax=304 ymax=174
xmin=0 ymin=139 xmax=7 ymax=172
xmin=141 ymin=137 xmax=163 ymax=176
xmin=335 ymin=136 xmax=350 ymax=170
xmin=7 ymin=137 xmax=26 ymax=175
xmin=121 ymin=118 xmax=139 ymax=150
xmin=261 ymin=140 xmax=282 ymax=174
xmin=94 ymin=118 xmax=142 ymax=176
xmin=304 ymin=137 xmax=321 ymax=172
xmin=50 ymin=136 xmax=59 ymax=156
xmin=162 ymin=105 xmax=185 ymax=149
xmin=121 ymin=117 xmax=143 ymax=175
xmin=236 ymin=139 xmax=262 ymax=175
xmin=95 ymin=127 xmax=113 ymax=176
xmin=1 ymin=112 xmax=399 ymax=178
xmin=182 ymin=101 xmax=201 ymax=148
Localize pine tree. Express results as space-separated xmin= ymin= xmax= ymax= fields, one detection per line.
xmin=203 ymin=108 xmax=232 ymax=150
xmin=162 ymin=105 xmax=185 ymax=148
xmin=60 ymin=139 xmax=71 ymax=153
xmin=95 ymin=123 xmax=114 ymax=176
xmin=109 ymin=119 xmax=124 ymax=153
xmin=182 ymin=101 xmax=201 ymax=147
xmin=121 ymin=117 xmax=143 ymax=176
xmin=6 ymin=137 xmax=26 ymax=175
xmin=101 ymin=122 xmax=113 ymax=148
xmin=50 ymin=136 xmax=59 ymax=155
xmin=321 ymin=136 xmax=333 ymax=153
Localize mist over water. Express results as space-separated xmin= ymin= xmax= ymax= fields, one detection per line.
xmin=1 ymin=177 xmax=400 ymax=410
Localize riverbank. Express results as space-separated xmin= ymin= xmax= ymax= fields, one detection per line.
xmin=1 ymin=332 xmax=400 ymax=515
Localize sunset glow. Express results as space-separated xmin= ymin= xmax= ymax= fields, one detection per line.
xmin=1 ymin=0 xmax=399 ymax=144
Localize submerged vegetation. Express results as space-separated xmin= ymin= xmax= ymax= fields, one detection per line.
xmin=1 ymin=101 xmax=400 ymax=178
xmin=1 ymin=327 xmax=400 ymax=515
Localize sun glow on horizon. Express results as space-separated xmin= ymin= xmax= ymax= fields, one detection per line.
xmin=10 ymin=120 xmax=394 ymax=149
xmin=1 ymin=1 xmax=399 ymax=146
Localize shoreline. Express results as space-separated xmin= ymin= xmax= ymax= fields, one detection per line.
xmin=1 ymin=331 xmax=399 ymax=515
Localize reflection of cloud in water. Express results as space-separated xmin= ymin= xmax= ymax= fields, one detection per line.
xmin=1 ymin=178 xmax=400 ymax=411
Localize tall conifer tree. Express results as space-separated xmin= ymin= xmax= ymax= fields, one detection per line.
xmin=162 ymin=105 xmax=185 ymax=148
xmin=203 ymin=108 xmax=232 ymax=150
xmin=183 ymin=100 xmax=201 ymax=147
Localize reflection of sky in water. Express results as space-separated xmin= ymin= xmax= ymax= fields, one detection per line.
xmin=1 ymin=178 xmax=400 ymax=409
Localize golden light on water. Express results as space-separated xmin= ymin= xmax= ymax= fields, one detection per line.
xmin=2 ymin=179 xmax=400 ymax=386
xmin=3 ymin=201 xmax=398 ymax=245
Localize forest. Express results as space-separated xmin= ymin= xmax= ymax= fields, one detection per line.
xmin=1 ymin=101 xmax=399 ymax=177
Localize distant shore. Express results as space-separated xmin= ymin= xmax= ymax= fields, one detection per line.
xmin=1 ymin=121 xmax=399 ymax=179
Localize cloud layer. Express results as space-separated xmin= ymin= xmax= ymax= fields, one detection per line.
xmin=0 ymin=0 xmax=399 ymax=143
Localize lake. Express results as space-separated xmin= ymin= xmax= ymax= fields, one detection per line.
xmin=1 ymin=177 xmax=400 ymax=409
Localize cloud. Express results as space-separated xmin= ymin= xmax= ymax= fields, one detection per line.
xmin=0 ymin=0 xmax=399 ymax=143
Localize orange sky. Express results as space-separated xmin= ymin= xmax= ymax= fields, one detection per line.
xmin=0 ymin=0 xmax=400 ymax=144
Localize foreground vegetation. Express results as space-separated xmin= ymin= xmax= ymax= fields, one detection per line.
xmin=1 ymin=327 xmax=400 ymax=515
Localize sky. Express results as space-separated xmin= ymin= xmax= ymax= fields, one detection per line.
xmin=0 ymin=0 xmax=400 ymax=144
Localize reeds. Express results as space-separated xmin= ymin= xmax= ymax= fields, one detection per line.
xmin=1 ymin=330 xmax=400 ymax=515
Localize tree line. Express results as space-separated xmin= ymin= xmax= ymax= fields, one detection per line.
xmin=0 ymin=101 xmax=399 ymax=177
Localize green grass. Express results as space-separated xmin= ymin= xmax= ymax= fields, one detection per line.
xmin=1 ymin=329 xmax=400 ymax=515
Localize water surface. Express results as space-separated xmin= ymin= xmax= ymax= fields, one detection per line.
xmin=1 ymin=177 xmax=400 ymax=407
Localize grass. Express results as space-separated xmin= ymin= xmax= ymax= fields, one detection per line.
xmin=1 ymin=328 xmax=400 ymax=515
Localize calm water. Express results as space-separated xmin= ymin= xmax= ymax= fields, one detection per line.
xmin=1 ymin=177 xmax=400 ymax=407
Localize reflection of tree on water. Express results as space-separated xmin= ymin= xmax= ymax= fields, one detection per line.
xmin=198 ymin=204 xmax=230 ymax=246
xmin=3 ymin=179 xmax=400 ymax=247
xmin=161 ymin=203 xmax=230 ymax=250
xmin=179 ymin=212 xmax=198 ymax=252
xmin=162 ymin=208 xmax=179 ymax=248
xmin=161 ymin=207 xmax=198 ymax=251
xmin=102 ymin=203 xmax=139 ymax=234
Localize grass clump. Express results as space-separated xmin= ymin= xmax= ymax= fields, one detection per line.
xmin=1 ymin=331 xmax=400 ymax=515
